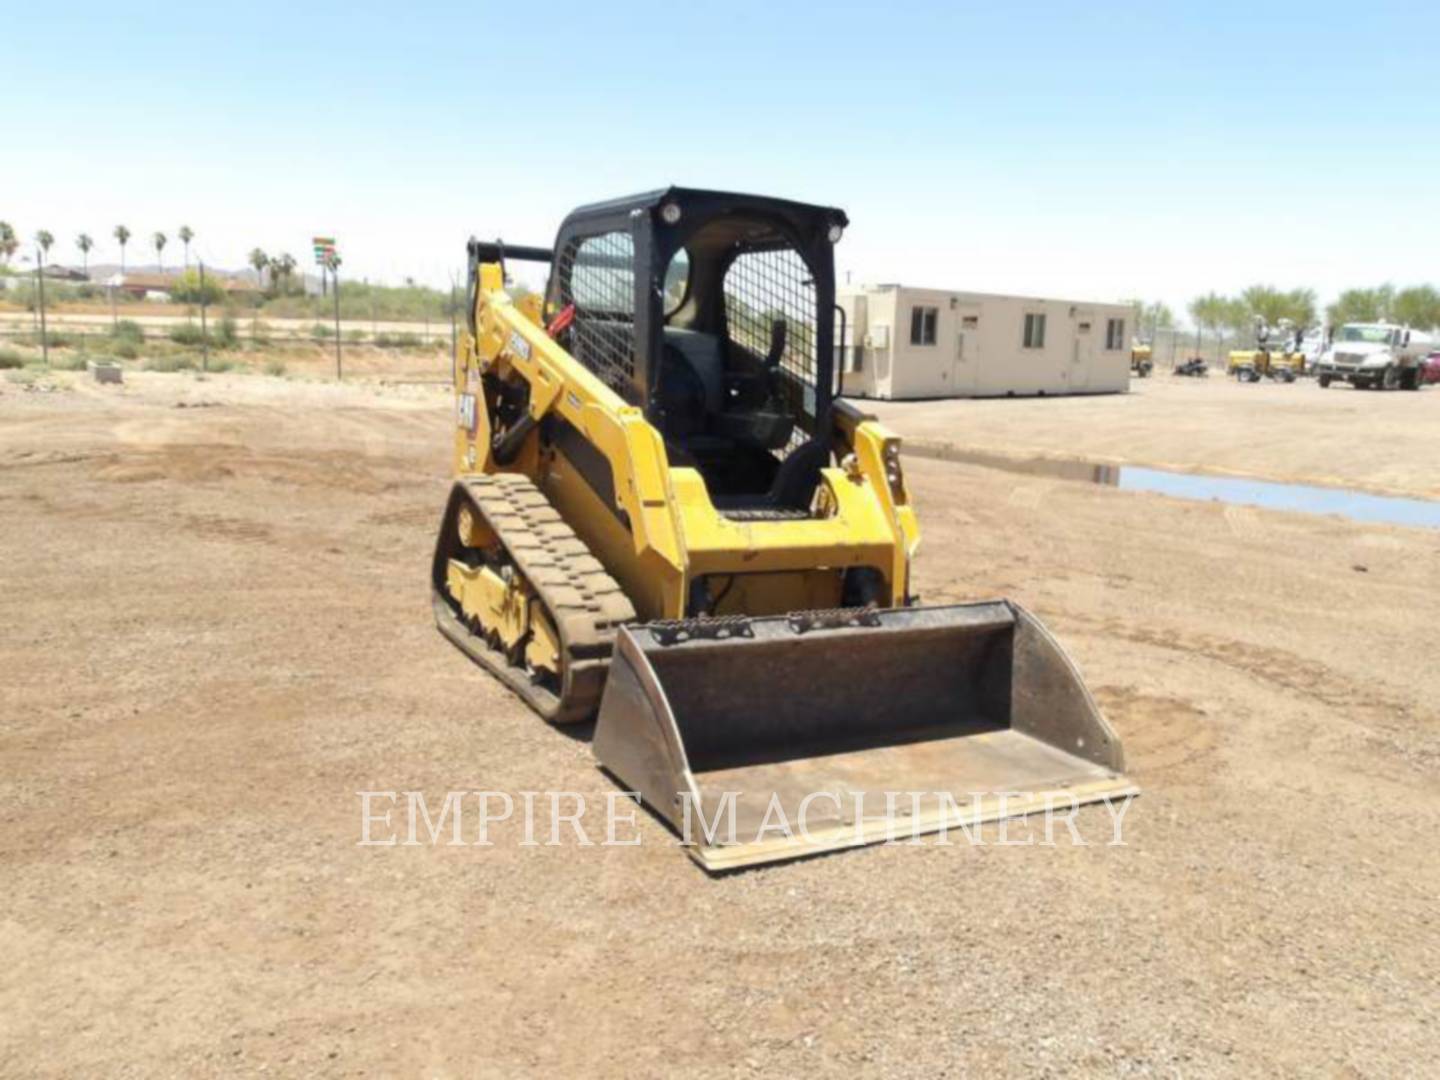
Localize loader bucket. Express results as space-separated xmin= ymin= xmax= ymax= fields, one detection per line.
xmin=593 ymin=601 xmax=1136 ymax=871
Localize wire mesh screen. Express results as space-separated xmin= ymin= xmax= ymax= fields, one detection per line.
xmin=723 ymin=248 xmax=818 ymax=439
xmin=558 ymin=230 xmax=636 ymax=396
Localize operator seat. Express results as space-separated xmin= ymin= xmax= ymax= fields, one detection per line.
xmin=656 ymin=328 xmax=793 ymax=453
xmin=654 ymin=327 xmax=824 ymax=513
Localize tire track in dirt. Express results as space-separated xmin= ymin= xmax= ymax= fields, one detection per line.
xmin=1062 ymin=611 xmax=1440 ymax=774
xmin=1089 ymin=687 xmax=1217 ymax=779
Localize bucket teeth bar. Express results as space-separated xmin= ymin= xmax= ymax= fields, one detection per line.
xmin=648 ymin=616 xmax=756 ymax=647
xmin=594 ymin=601 xmax=1137 ymax=871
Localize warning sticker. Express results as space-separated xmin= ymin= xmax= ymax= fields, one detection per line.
xmin=457 ymin=393 xmax=478 ymax=433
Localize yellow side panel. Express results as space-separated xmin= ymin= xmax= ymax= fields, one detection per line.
xmin=540 ymin=449 xmax=683 ymax=620
xmin=448 ymin=560 xmax=528 ymax=649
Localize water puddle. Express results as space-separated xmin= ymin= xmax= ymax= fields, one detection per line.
xmin=906 ymin=442 xmax=1440 ymax=530
xmin=1117 ymin=469 xmax=1440 ymax=529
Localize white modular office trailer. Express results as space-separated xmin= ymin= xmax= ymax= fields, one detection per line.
xmin=837 ymin=284 xmax=1133 ymax=399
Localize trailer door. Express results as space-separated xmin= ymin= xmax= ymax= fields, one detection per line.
xmin=951 ymin=303 xmax=981 ymax=396
xmin=1070 ymin=311 xmax=1095 ymax=392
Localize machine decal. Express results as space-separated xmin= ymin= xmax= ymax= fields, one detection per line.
xmin=457 ymin=392 xmax=478 ymax=432
xmin=507 ymin=330 xmax=532 ymax=361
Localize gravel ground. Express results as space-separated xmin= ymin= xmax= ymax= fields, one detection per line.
xmin=1 ymin=371 xmax=1436 ymax=1076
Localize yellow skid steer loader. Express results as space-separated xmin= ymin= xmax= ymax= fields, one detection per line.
xmin=433 ymin=188 xmax=1134 ymax=869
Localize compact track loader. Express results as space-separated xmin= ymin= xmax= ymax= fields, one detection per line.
xmin=433 ymin=188 xmax=1134 ymax=869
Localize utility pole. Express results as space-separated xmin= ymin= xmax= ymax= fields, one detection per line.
xmin=332 ymin=256 xmax=342 ymax=380
xmin=35 ymin=247 xmax=49 ymax=367
xmin=199 ymin=261 xmax=210 ymax=372
xmin=449 ymin=274 xmax=458 ymax=367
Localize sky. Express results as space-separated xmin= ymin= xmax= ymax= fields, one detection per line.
xmin=4 ymin=1 xmax=1438 ymax=322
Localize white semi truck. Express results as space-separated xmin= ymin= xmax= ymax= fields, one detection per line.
xmin=1316 ymin=323 xmax=1434 ymax=390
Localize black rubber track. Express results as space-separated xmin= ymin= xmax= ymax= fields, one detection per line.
xmin=431 ymin=473 xmax=635 ymax=724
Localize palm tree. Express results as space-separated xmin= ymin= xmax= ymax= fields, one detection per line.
xmin=34 ymin=231 xmax=54 ymax=356
xmin=76 ymin=233 xmax=94 ymax=277
xmin=153 ymin=231 xmax=168 ymax=273
xmin=273 ymin=252 xmax=297 ymax=294
xmin=248 ymin=248 xmax=269 ymax=290
xmin=178 ymin=225 xmax=194 ymax=270
xmin=114 ymin=225 xmax=131 ymax=272
xmin=0 ymin=221 xmax=17 ymax=267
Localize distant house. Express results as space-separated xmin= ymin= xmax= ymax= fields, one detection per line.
xmin=221 ymin=277 xmax=260 ymax=300
xmin=41 ymin=265 xmax=90 ymax=282
xmin=108 ymin=272 xmax=177 ymax=299
xmin=104 ymin=271 xmax=260 ymax=302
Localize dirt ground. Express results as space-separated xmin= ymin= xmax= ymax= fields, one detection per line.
xmin=870 ymin=374 xmax=1440 ymax=500
xmin=2 ymin=371 xmax=1437 ymax=1076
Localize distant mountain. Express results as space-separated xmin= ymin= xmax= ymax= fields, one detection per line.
xmin=83 ymin=262 xmax=258 ymax=282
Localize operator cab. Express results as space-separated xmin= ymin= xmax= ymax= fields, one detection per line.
xmin=544 ymin=188 xmax=847 ymax=518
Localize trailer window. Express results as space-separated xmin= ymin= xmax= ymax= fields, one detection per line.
xmin=1105 ymin=318 xmax=1126 ymax=350
xmin=909 ymin=306 xmax=937 ymax=346
xmin=1023 ymin=313 xmax=1047 ymax=349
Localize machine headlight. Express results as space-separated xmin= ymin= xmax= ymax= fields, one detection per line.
xmin=883 ymin=440 xmax=904 ymax=492
xmin=659 ymin=202 xmax=682 ymax=226
xmin=827 ymin=223 xmax=845 ymax=244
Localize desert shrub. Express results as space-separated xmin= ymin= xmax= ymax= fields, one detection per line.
xmin=250 ymin=320 xmax=271 ymax=343
xmin=344 ymin=329 xmax=367 ymax=342
xmin=215 ymin=316 xmax=239 ymax=348
xmin=168 ymin=323 xmax=209 ymax=346
xmin=311 ymin=322 xmax=334 ymax=340
xmin=169 ymin=269 xmax=226 ymax=305
xmin=113 ymin=340 xmax=140 ymax=360
xmin=0 ymin=348 xmax=23 ymax=369
xmin=374 ymin=331 xmax=421 ymax=348
xmin=51 ymin=352 xmax=89 ymax=371
xmin=112 ymin=319 xmax=145 ymax=345
xmin=264 ymin=359 xmax=287 ymax=377
xmin=146 ymin=354 xmax=197 ymax=372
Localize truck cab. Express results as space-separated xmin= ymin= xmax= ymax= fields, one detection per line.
xmin=1317 ymin=323 xmax=1428 ymax=391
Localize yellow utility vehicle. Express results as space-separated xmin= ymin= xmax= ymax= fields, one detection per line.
xmin=1130 ymin=342 xmax=1154 ymax=378
xmin=1228 ymin=318 xmax=1303 ymax=382
xmin=432 ymin=188 xmax=1134 ymax=869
